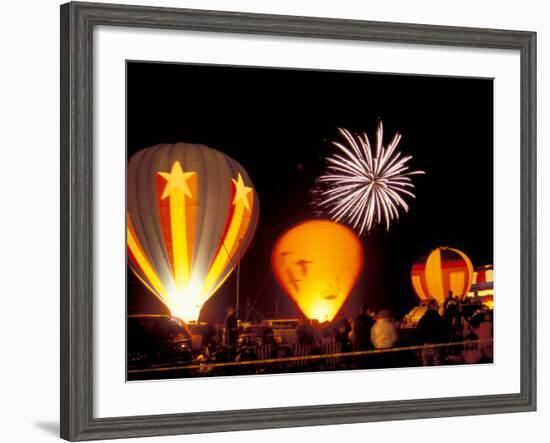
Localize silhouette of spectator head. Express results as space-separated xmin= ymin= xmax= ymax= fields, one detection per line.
xmin=427 ymin=298 xmax=439 ymax=311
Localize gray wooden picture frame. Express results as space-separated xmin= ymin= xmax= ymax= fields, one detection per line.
xmin=60 ymin=1 xmax=537 ymax=441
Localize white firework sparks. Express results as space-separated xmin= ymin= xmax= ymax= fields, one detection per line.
xmin=314 ymin=121 xmax=424 ymax=235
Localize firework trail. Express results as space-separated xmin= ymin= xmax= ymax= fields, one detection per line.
xmin=313 ymin=121 xmax=424 ymax=235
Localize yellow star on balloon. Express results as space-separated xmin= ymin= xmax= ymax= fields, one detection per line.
xmin=232 ymin=173 xmax=253 ymax=211
xmin=158 ymin=161 xmax=196 ymax=200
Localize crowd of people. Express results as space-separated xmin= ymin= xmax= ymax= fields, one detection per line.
xmin=127 ymin=292 xmax=493 ymax=381
xmin=345 ymin=292 xmax=493 ymax=366
xmin=216 ymin=291 xmax=493 ymax=370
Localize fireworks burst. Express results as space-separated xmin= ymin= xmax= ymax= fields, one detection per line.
xmin=313 ymin=121 xmax=424 ymax=235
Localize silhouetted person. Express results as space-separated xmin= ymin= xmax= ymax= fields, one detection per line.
xmin=225 ymin=306 xmax=238 ymax=357
xmin=371 ymin=310 xmax=397 ymax=350
xmin=296 ymin=317 xmax=315 ymax=346
xmin=462 ymin=327 xmax=482 ymax=364
xmin=471 ymin=310 xmax=493 ymax=363
xmin=370 ymin=310 xmax=398 ymax=368
xmin=443 ymin=290 xmax=454 ymax=310
xmin=479 ymin=312 xmax=494 ymax=362
xmin=418 ymin=299 xmax=450 ymax=366
xmin=334 ymin=318 xmax=352 ymax=352
xmin=264 ymin=327 xmax=275 ymax=346
xmin=353 ymin=304 xmax=374 ymax=351
xmin=443 ymin=292 xmax=460 ymax=332
xmin=203 ymin=323 xmax=216 ymax=348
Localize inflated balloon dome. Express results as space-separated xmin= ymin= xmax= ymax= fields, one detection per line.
xmin=272 ymin=220 xmax=363 ymax=322
xmin=127 ymin=143 xmax=259 ymax=321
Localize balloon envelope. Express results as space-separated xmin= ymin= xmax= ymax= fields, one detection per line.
xmin=411 ymin=247 xmax=473 ymax=304
xmin=272 ymin=220 xmax=363 ymax=322
xmin=127 ymin=143 xmax=259 ymax=321
xmin=469 ymin=264 xmax=494 ymax=308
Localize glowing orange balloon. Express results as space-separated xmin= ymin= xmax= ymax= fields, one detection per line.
xmin=272 ymin=220 xmax=363 ymax=322
xmin=411 ymin=247 xmax=473 ymax=304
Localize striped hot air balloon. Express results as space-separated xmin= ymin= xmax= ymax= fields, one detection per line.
xmin=469 ymin=264 xmax=494 ymax=307
xmin=127 ymin=143 xmax=259 ymax=321
xmin=472 ymin=265 xmax=494 ymax=292
xmin=411 ymin=247 xmax=473 ymax=304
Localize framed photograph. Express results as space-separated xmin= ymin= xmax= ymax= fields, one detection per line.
xmin=60 ymin=1 xmax=536 ymax=440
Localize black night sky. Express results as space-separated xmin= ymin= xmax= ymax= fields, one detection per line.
xmin=126 ymin=61 xmax=493 ymax=324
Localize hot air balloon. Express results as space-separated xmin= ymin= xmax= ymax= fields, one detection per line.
xmin=411 ymin=247 xmax=473 ymax=304
xmin=272 ymin=220 xmax=363 ymax=322
xmin=469 ymin=264 xmax=494 ymax=308
xmin=127 ymin=143 xmax=259 ymax=321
